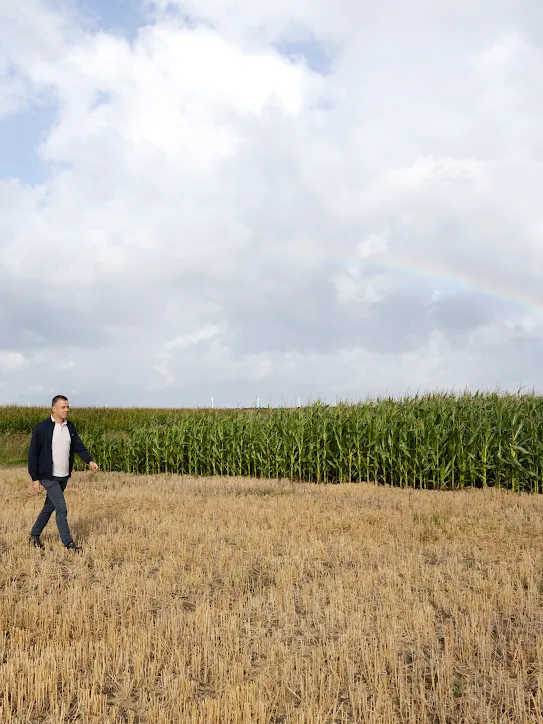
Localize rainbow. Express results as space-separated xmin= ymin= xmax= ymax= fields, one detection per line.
xmin=341 ymin=254 xmax=543 ymax=315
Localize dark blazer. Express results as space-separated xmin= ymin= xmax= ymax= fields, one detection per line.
xmin=28 ymin=418 xmax=94 ymax=481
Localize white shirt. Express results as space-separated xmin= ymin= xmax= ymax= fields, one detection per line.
xmin=51 ymin=415 xmax=71 ymax=477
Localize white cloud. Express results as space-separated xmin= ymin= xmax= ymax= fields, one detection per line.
xmin=165 ymin=324 xmax=220 ymax=351
xmin=478 ymin=35 xmax=524 ymax=69
xmin=144 ymin=0 xmax=356 ymax=44
xmin=1 ymin=0 xmax=543 ymax=405
xmin=0 ymin=352 xmax=29 ymax=373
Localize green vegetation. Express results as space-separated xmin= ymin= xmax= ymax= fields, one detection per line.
xmin=2 ymin=392 xmax=543 ymax=490
xmin=0 ymin=432 xmax=28 ymax=466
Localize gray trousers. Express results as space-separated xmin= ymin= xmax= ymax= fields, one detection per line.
xmin=30 ymin=476 xmax=73 ymax=546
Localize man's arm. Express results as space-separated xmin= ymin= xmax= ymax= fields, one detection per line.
xmin=28 ymin=425 xmax=40 ymax=481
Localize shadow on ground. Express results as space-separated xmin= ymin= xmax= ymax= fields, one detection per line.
xmin=71 ymin=509 xmax=121 ymax=540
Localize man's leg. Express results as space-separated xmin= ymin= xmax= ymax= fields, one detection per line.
xmin=30 ymin=491 xmax=56 ymax=538
xmin=39 ymin=477 xmax=73 ymax=547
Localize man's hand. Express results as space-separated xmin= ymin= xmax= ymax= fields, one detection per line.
xmin=32 ymin=481 xmax=42 ymax=494
xmin=89 ymin=461 xmax=99 ymax=473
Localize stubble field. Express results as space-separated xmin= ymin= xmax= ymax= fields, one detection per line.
xmin=1 ymin=469 xmax=543 ymax=723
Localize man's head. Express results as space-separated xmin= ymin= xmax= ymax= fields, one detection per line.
xmin=52 ymin=395 xmax=70 ymax=421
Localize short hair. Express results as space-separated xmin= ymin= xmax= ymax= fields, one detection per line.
xmin=52 ymin=395 xmax=69 ymax=407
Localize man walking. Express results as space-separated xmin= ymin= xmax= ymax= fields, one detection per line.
xmin=28 ymin=395 xmax=98 ymax=552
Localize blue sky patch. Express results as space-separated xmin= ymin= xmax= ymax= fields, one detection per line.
xmin=79 ymin=0 xmax=147 ymax=41
xmin=274 ymin=38 xmax=337 ymax=75
xmin=0 ymin=103 xmax=57 ymax=184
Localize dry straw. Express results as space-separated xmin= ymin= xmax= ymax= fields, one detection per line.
xmin=1 ymin=469 xmax=543 ymax=722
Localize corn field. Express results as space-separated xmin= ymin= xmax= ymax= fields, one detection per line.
xmin=2 ymin=392 xmax=543 ymax=491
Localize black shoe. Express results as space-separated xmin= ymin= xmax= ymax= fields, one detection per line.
xmin=65 ymin=541 xmax=83 ymax=553
xmin=29 ymin=535 xmax=44 ymax=550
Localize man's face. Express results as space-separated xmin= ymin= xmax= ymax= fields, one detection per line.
xmin=53 ymin=399 xmax=70 ymax=420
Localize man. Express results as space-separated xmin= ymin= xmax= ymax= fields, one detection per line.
xmin=28 ymin=395 xmax=99 ymax=552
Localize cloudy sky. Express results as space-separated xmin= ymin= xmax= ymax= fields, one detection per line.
xmin=1 ymin=0 xmax=543 ymax=407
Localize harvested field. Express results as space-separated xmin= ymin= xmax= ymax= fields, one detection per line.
xmin=1 ymin=469 xmax=543 ymax=722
